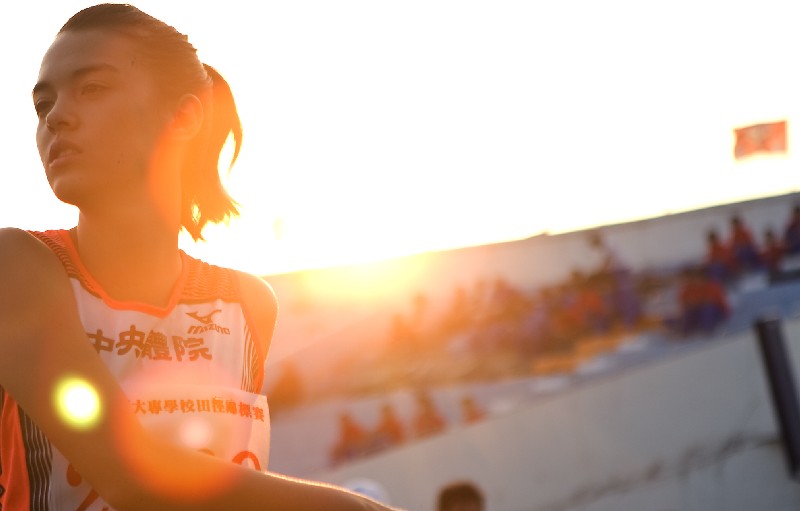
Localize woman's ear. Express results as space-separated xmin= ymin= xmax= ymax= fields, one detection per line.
xmin=169 ymin=94 xmax=204 ymax=140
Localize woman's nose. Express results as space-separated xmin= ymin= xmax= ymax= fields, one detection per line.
xmin=45 ymin=99 xmax=78 ymax=132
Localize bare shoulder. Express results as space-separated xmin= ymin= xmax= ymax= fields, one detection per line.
xmin=0 ymin=225 xmax=73 ymax=370
xmin=235 ymin=270 xmax=278 ymax=316
xmin=234 ymin=270 xmax=279 ymax=351
xmin=0 ymin=226 xmax=48 ymax=258
xmin=0 ymin=227 xmax=66 ymax=297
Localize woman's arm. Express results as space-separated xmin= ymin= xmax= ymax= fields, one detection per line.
xmin=235 ymin=268 xmax=278 ymax=381
xmin=0 ymin=228 xmax=402 ymax=511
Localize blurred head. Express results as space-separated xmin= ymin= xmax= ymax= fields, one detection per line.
xmin=588 ymin=230 xmax=604 ymax=249
xmin=338 ymin=411 xmax=364 ymax=434
xmin=35 ymin=3 xmax=241 ymax=240
xmin=681 ymin=264 xmax=705 ymax=282
xmin=437 ymin=481 xmax=484 ymax=511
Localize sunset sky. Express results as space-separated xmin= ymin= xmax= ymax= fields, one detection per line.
xmin=2 ymin=1 xmax=798 ymax=276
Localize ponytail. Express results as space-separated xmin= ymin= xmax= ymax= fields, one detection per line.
xmin=180 ymin=64 xmax=242 ymax=241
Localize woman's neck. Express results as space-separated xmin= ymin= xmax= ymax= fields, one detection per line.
xmin=73 ymin=210 xmax=184 ymax=307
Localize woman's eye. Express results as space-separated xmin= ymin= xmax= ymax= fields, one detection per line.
xmin=34 ymin=100 xmax=53 ymax=118
xmin=81 ymin=83 xmax=105 ymax=95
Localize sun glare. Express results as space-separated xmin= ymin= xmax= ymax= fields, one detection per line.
xmin=54 ymin=377 xmax=101 ymax=430
xmin=302 ymin=255 xmax=431 ymax=303
xmin=148 ymin=1 xmax=800 ymax=279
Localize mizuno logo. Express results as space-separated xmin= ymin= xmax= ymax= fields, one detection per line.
xmin=185 ymin=309 xmax=230 ymax=335
xmin=186 ymin=309 xmax=222 ymax=324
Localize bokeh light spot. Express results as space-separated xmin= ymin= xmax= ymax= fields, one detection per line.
xmin=55 ymin=378 xmax=101 ymax=430
xmin=179 ymin=418 xmax=213 ymax=450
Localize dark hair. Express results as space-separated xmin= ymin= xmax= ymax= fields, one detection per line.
xmin=59 ymin=3 xmax=241 ymax=240
xmin=437 ymin=481 xmax=484 ymax=511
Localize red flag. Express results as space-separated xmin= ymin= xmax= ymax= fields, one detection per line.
xmin=734 ymin=120 xmax=787 ymax=159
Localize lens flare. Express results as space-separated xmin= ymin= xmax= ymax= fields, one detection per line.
xmin=179 ymin=418 xmax=213 ymax=450
xmin=55 ymin=377 xmax=101 ymax=429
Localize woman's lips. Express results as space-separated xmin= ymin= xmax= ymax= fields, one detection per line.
xmin=48 ymin=140 xmax=83 ymax=167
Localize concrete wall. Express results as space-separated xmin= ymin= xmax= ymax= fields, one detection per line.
xmin=307 ymin=318 xmax=800 ymax=511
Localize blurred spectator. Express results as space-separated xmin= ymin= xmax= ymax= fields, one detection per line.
xmin=412 ymin=291 xmax=429 ymax=327
xmin=460 ymin=395 xmax=487 ymax=425
xmin=588 ymin=230 xmax=624 ymax=274
xmin=559 ymin=271 xmax=583 ymax=327
xmin=705 ymin=229 xmax=736 ymax=284
xmin=440 ymin=286 xmax=471 ymax=336
xmin=761 ymin=227 xmax=785 ymax=277
xmin=676 ymin=265 xmax=730 ymax=336
xmin=486 ymin=277 xmax=527 ymax=322
xmin=371 ymin=402 xmax=406 ymax=449
xmin=572 ymin=272 xmax=613 ymax=336
xmin=470 ymin=279 xmax=489 ymax=315
xmin=267 ymin=361 xmax=305 ymax=413
xmin=728 ymin=214 xmax=763 ymax=272
xmin=389 ymin=312 xmax=417 ymax=356
xmin=587 ymin=230 xmax=641 ymax=327
xmin=437 ymin=480 xmax=485 ymax=511
xmin=330 ymin=411 xmax=369 ymax=465
xmin=783 ymin=204 xmax=800 ymax=256
xmin=467 ymin=277 xmax=530 ymax=354
xmin=413 ymin=390 xmax=447 ymax=438
xmin=539 ymin=284 xmax=579 ymax=352
xmin=518 ymin=292 xmax=548 ymax=357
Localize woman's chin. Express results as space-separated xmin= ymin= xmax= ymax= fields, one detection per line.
xmin=48 ymin=178 xmax=95 ymax=210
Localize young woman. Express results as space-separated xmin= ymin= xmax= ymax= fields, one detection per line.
xmin=0 ymin=4 xmax=401 ymax=510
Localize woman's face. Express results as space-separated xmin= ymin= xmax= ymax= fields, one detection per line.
xmin=33 ymin=29 xmax=172 ymax=211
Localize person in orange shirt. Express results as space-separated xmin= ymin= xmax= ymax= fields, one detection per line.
xmin=705 ymin=229 xmax=737 ymax=284
xmin=678 ymin=266 xmax=730 ymax=336
xmin=728 ymin=215 xmax=763 ymax=273
xmin=371 ymin=403 xmax=407 ymax=450
xmin=572 ymin=273 xmax=612 ymax=336
xmin=459 ymin=395 xmax=487 ymax=425
xmin=413 ymin=391 xmax=447 ymax=439
xmin=783 ymin=205 xmax=800 ymax=256
xmin=330 ymin=411 xmax=369 ymax=465
xmin=761 ymin=227 xmax=785 ymax=277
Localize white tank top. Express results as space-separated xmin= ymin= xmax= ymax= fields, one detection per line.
xmin=29 ymin=229 xmax=270 ymax=510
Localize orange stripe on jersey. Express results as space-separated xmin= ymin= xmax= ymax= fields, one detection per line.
xmin=1 ymin=390 xmax=32 ymax=511
xmin=30 ymin=229 xmax=96 ymax=297
xmin=182 ymin=257 xmax=240 ymax=304
xmin=29 ymin=230 xmax=242 ymax=316
xmin=41 ymin=229 xmax=190 ymax=317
